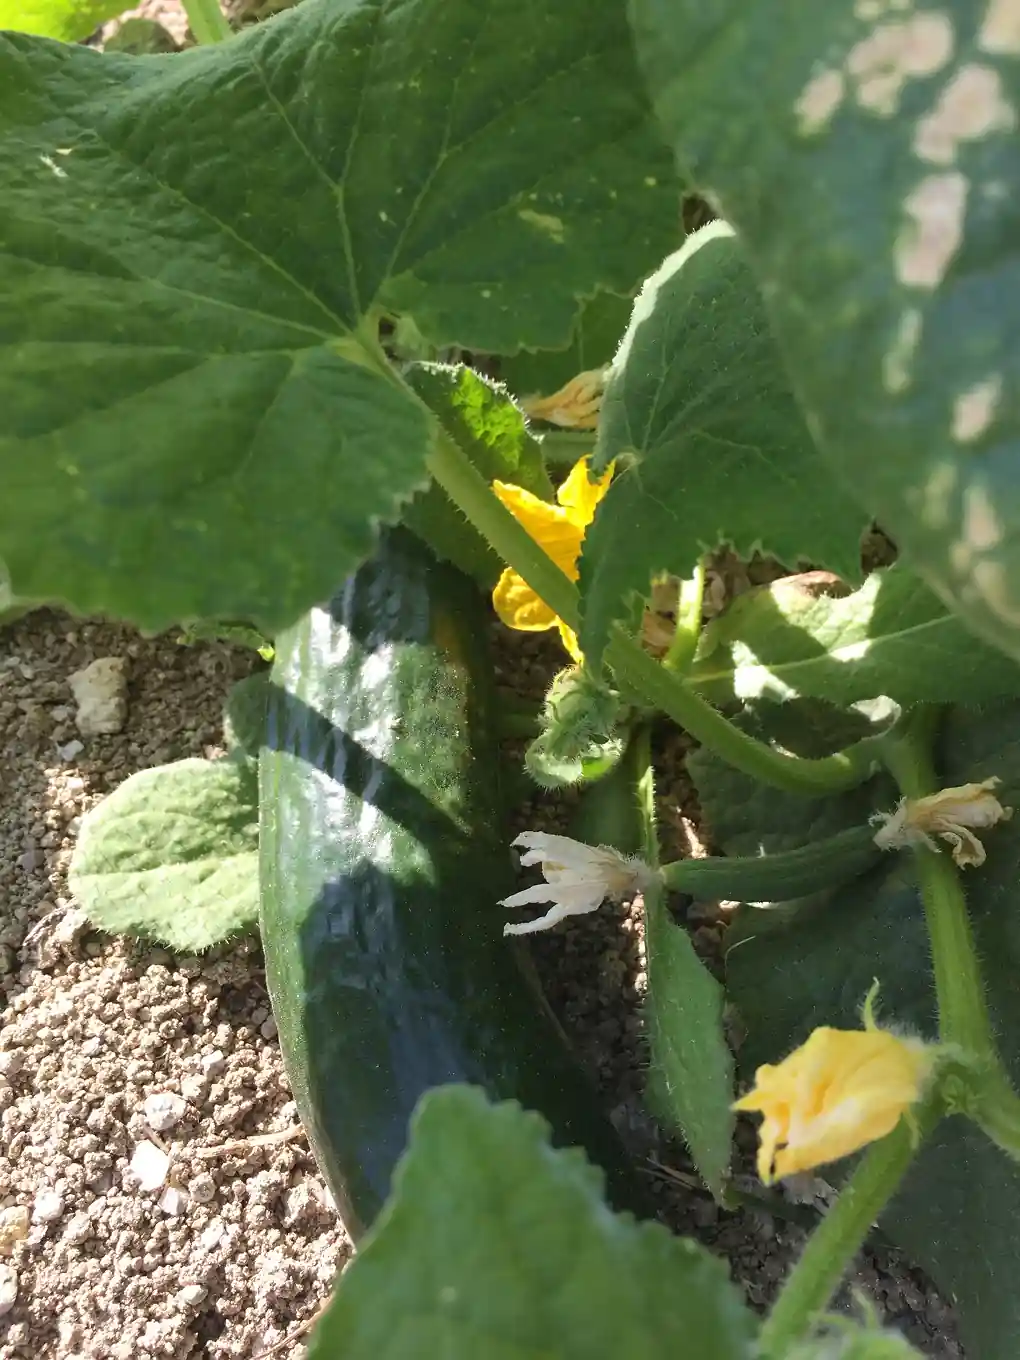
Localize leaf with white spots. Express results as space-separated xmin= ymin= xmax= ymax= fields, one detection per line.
xmin=0 ymin=0 xmax=681 ymax=631
xmin=630 ymin=0 xmax=1020 ymax=661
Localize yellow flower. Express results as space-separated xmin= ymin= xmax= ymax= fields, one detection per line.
xmin=492 ymin=455 xmax=613 ymax=661
xmin=733 ymin=1017 xmax=934 ymax=1185
xmin=871 ymin=777 xmax=1012 ymax=868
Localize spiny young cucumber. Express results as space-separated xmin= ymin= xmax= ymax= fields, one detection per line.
xmin=660 ymin=824 xmax=879 ymax=902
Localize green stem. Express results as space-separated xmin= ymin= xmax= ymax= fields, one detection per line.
xmin=181 ymin=0 xmax=232 ymax=42
xmin=759 ymin=1109 xmax=934 ymax=1357
xmin=425 ymin=429 xmax=579 ymax=630
xmin=607 ymin=628 xmax=880 ymax=797
xmin=973 ymin=1073 xmax=1020 ymax=1163
xmin=881 ymin=708 xmax=997 ymax=1060
xmin=663 ymin=561 xmax=705 ymax=675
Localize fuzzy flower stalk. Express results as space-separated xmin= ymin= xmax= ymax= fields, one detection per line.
xmin=500 ymin=832 xmax=653 ymax=936
xmin=871 ymin=777 xmax=1012 ymax=867
xmin=733 ymin=988 xmax=936 ymax=1185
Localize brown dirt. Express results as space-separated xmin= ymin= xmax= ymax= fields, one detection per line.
xmin=0 ymin=611 xmax=346 ymax=1360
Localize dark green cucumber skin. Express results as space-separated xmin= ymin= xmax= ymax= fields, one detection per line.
xmin=259 ymin=530 xmax=643 ymax=1239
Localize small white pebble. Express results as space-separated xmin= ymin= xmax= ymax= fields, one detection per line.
xmin=177 ymin=1284 xmax=208 ymax=1308
xmin=68 ymin=655 xmax=129 ymax=736
xmin=0 ymin=1050 xmax=24 ymax=1077
xmin=143 ymin=1091 xmax=187 ymax=1133
xmin=200 ymin=1050 xmax=226 ymax=1078
xmin=0 ymin=1206 xmax=29 ymax=1256
xmin=180 ymin=1075 xmax=206 ymax=1104
xmin=57 ymin=739 xmax=85 ymax=762
xmin=259 ymin=1016 xmax=278 ymax=1041
xmin=31 ymin=1191 xmax=64 ymax=1224
xmin=188 ymin=1173 xmax=216 ymax=1204
xmin=157 ymin=1185 xmax=189 ymax=1216
xmin=129 ymin=1140 xmax=171 ymax=1192
xmin=0 ymin=1264 xmax=18 ymax=1317
xmin=63 ymin=1211 xmax=92 ymax=1245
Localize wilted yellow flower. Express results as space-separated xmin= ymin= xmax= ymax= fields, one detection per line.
xmin=733 ymin=1019 xmax=933 ymax=1185
xmin=492 ymin=455 xmax=613 ymax=661
xmin=520 ymin=368 xmax=607 ymax=430
xmin=872 ymin=777 xmax=1012 ymax=868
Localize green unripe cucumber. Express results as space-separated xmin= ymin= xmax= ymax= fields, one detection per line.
xmin=661 ymin=824 xmax=880 ymax=902
xmin=259 ymin=530 xmax=645 ymax=1239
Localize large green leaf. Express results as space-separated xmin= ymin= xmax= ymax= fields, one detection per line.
xmin=402 ymin=362 xmax=552 ymax=587
xmin=0 ymin=0 xmax=680 ymax=630
xmin=717 ymin=702 xmax=1020 ymax=1360
xmin=579 ymin=222 xmax=867 ymax=661
xmin=309 ymin=1085 xmax=756 ymax=1360
xmin=690 ymin=564 xmax=1020 ymax=708
xmin=0 ymin=0 xmax=126 ymax=41
xmin=631 ymin=0 xmax=1020 ymax=663
xmin=69 ymin=756 xmax=259 ymax=952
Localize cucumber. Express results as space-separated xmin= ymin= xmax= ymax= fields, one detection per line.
xmin=259 ymin=530 xmax=644 ymax=1239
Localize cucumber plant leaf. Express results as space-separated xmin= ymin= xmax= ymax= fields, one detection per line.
xmin=69 ymin=756 xmax=259 ymax=952
xmin=309 ymin=1085 xmax=756 ymax=1360
xmin=713 ymin=700 xmax=1020 ymax=1360
xmin=690 ymin=564 xmax=1020 ymax=708
xmin=630 ymin=0 xmax=1020 ymax=662
xmin=0 ymin=0 xmax=126 ymax=41
xmin=499 ymin=290 xmax=634 ymax=411
xmin=579 ymin=222 xmax=868 ymax=663
xmin=402 ymin=363 xmax=552 ymax=587
xmin=0 ymin=0 xmax=681 ymax=631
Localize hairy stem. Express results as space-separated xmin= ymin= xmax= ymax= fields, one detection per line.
xmin=881 ymin=708 xmax=997 ymax=1060
xmin=759 ymin=1109 xmax=934 ymax=1356
xmin=607 ymin=628 xmax=880 ymax=797
xmin=663 ymin=561 xmax=705 ymax=675
xmin=181 ymin=0 xmax=232 ymax=42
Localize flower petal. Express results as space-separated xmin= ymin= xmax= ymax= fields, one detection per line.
xmin=556 ymin=617 xmax=584 ymax=663
xmin=492 ymin=568 xmax=558 ymax=632
xmin=556 ymin=456 xmax=615 ymax=525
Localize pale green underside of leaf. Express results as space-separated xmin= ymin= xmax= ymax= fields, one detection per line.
xmin=0 ymin=0 xmax=681 ymax=629
xmin=697 ymin=701 xmax=1020 ymax=1360
xmin=631 ymin=0 xmax=1020 ymax=662
xmin=0 ymin=0 xmax=124 ymax=41
xmin=690 ymin=563 xmax=1020 ymax=708
xmin=579 ymin=222 xmax=867 ymax=662
xmin=310 ymin=1086 xmax=756 ymax=1360
xmin=69 ymin=756 xmax=259 ymax=952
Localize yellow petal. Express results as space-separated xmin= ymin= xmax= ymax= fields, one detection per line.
xmin=556 ymin=617 xmax=583 ymax=663
xmin=493 ymin=568 xmax=558 ymax=633
xmin=733 ymin=1025 xmax=933 ymax=1184
xmin=493 ymin=479 xmax=587 ymax=579
xmin=555 ymin=456 xmax=615 ymax=527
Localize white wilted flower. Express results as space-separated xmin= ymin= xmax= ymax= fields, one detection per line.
xmin=871 ymin=777 xmax=1012 ymax=868
xmin=501 ymin=831 xmax=654 ymax=936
